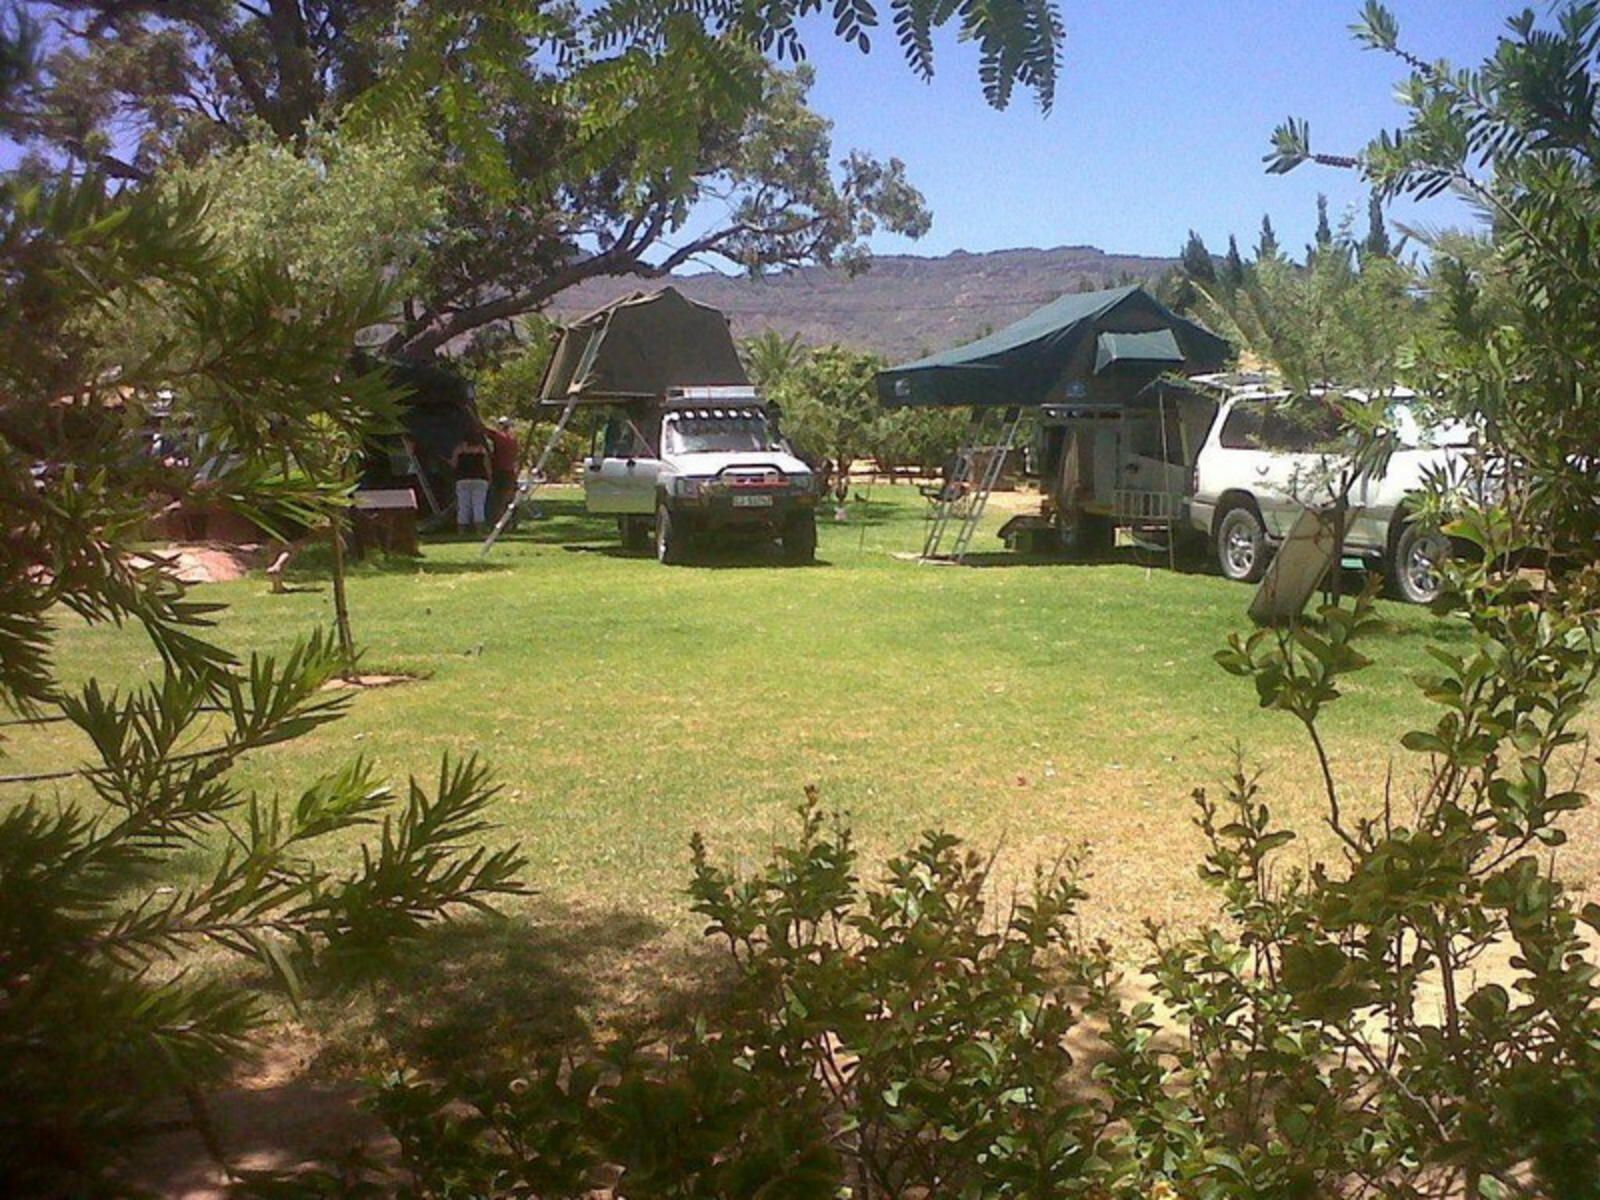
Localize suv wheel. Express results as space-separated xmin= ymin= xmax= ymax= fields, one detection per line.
xmin=1388 ymin=520 xmax=1449 ymax=605
xmin=1217 ymin=505 xmax=1268 ymax=583
xmin=655 ymin=504 xmax=689 ymax=565
xmin=783 ymin=512 xmax=817 ymax=564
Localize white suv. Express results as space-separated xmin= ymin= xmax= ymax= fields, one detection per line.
xmin=1188 ymin=387 xmax=1474 ymax=604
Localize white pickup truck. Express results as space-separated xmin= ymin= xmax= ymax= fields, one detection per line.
xmin=1188 ymin=384 xmax=1475 ymax=604
xmin=582 ymin=387 xmax=818 ymax=564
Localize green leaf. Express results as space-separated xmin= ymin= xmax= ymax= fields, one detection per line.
xmin=1401 ymin=729 xmax=1449 ymax=754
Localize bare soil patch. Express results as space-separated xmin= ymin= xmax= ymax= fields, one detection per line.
xmin=130 ymin=543 xmax=268 ymax=585
xmin=318 ymin=672 xmax=420 ymax=691
xmin=122 ymin=1035 xmax=393 ymax=1199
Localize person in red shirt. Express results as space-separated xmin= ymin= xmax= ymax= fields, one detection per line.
xmin=487 ymin=417 xmax=520 ymax=525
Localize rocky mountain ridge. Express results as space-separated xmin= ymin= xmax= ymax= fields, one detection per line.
xmin=548 ymin=244 xmax=1179 ymax=361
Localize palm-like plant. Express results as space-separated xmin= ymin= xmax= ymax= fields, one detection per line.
xmin=741 ymin=328 xmax=809 ymax=389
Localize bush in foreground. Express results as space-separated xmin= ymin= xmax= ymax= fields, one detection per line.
xmin=266 ymin=556 xmax=1599 ymax=1199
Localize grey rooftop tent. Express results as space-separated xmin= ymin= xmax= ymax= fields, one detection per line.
xmin=876 ymin=285 xmax=1231 ymax=410
xmin=539 ymin=286 xmax=748 ymax=406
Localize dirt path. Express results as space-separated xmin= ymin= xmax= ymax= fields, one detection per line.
xmin=123 ymin=1039 xmax=391 ymax=1198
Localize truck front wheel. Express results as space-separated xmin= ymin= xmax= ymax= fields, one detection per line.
xmin=783 ymin=512 xmax=817 ymax=564
xmin=656 ymin=504 xmax=690 ymax=565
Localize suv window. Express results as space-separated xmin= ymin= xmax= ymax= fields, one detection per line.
xmin=1260 ymin=398 xmax=1345 ymax=452
xmin=602 ymin=418 xmax=648 ymax=458
xmin=1219 ymin=402 xmax=1263 ymax=449
xmin=1219 ymin=398 xmax=1347 ymax=453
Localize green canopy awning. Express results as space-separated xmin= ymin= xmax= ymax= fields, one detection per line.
xmin=1094 ymin=328 xmax=1184 ymax=373
xmin=876 ymin=285 xmax=1230 ymax=409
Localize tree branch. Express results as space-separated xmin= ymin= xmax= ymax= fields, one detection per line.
xmin=61 ymin=137 xmax=149 ymax=181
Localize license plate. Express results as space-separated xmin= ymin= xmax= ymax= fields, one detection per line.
xmin=732 ymin=494 xmax=774 ymax=508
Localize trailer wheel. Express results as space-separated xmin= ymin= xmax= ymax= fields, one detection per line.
xmin=782 ymin=512 xmax=817 ymax=564
xmin=1173 ymin=525 xmax=1212 ymax=564
xmin=1216 ymin=504 xmax=1268 ymax=583
xmin=656 ymin=504 xmax=690 ymax=565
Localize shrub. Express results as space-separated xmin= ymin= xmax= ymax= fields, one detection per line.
xmin=274 ymin=792 xmax=1131 ymax=1198
xmin=0 ymin=169 xmax=527 ymax=1194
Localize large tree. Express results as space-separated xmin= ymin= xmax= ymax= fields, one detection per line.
xmin=10 ymin=1 xmax=1063 ymax=359
xmin=1267 ymin=0 xmax=1600 ymax=559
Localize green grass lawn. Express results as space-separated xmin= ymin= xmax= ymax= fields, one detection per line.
xmin=22 ymin=486 xmax=1600 ymax=1064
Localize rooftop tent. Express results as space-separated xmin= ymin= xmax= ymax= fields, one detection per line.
xmin=539 ymin=286 xmax=748 ymax=405
xmin=876 ymin=285 xmax=1231 ymax=409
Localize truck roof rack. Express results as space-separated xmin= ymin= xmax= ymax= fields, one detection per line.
xmin=663 ymin=386 xmax=761 ymax=407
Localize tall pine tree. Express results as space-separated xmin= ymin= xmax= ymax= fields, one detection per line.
xmin=1309 ymin=193 xmax=1333 ymax=261
xmin=1255 ymin=213 xmax=1280 ymax=261
xmin=1362 ymin=191 xmax=1392 ymax=259
xmin=1181 ymin=229 xmax=1217 ymax=283
xmin=1223 ymin=234 xmax=1246 ymax=287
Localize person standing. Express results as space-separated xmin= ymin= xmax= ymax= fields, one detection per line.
xmin=487 ymin=416 xmax=520 ymax=525
xmin=449 ymin=432 xmax=491 ymax=532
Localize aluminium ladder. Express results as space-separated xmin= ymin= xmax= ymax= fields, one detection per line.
xmin=922 ymin=406 xmax=1022 ymax=563
xmin=482 ymin=306 xmax=618 ymax=557
xmin=479 ymin=392 xmax=581 ymax=556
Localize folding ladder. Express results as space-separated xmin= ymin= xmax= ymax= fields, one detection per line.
xmin=922 ymin=406 xmax=1022 ymax=563
xmin=479 ymin=393 xmax=580 ymax=557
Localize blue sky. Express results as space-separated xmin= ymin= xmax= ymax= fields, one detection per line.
xmin=726 ymin=0 xmax=1513 ymax=263
xmin=6 ymin=1 xmax=1511 ymax=266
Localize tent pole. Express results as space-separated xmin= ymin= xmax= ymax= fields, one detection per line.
xmin=857 ymin=469 xmax=874 ymax=552
xmin=409 ymin=440 xmax=443 ymax=516
xmin=1159 ymin=388 xmax=1175 ymax=573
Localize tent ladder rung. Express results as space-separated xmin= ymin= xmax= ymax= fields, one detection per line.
xmin=480 ymin=394 xmax=582 ymax=557
xmin=922 ymin=407 xmax=1022 ymax=563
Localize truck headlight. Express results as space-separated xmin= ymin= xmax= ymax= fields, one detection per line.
xmin=673 ymin=477 xmax=706 ymax=498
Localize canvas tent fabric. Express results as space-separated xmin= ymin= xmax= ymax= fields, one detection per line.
xmin=539 ymin=286 xmax=748 ymax=405
xmin=1094 ymin=328 xmax=1184 ymax=374
xmin=876 ymin=285 xmax=1231 ymax=409
xmin=355 ymin=357 xmax=483 ymax=515
xmin=380 ymin=358 xmax=481 ymax=463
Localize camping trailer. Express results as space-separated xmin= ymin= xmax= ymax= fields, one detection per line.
xmin=875 ymin=286 xmax=1232 ymax=559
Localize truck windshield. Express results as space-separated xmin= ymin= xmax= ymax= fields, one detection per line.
xmin=664 ymin=414 xmax=777 ymax=454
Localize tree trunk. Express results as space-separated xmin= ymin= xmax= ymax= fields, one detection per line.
xmin=328 ymin=512 xmax=357 ymax=678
